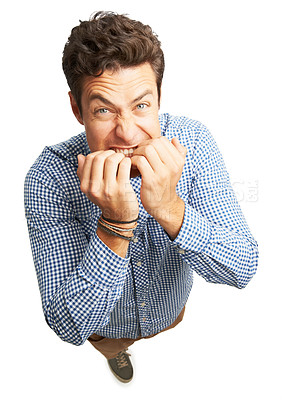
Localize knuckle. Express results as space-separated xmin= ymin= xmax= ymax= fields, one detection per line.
xmin=158 ymin=169 xmax=166 ymax=179
xmin=144 ymin=144 xmax=154 ymax=156
xmin=104 ymin=187 xmax=114 ymax=200
xmin=117 ymin=186 xmax=126 ymax=197
xmin=171 ymin=163 xmax=179 ymax=174
xmin=120 ymin=156 xmax=130 ymax=164
xmin=138 ymin=155 xmax=147 ymax=166
xmin=93 ymin=154 xmax=104 ymax=164
xmin=119 ymin=158 xmax=130 ymax=169
xmin=90 ymin=179 xmax=102 ymax=194
xmin=105 ymin=157 xmax=115 ymax=166
xmin=106 ymin=153 xmax=123 ymax=165
xmin=86 ymin=153 xmax=95 ymax=161
xmin=159 ymin=136 xmax=167 ymax=144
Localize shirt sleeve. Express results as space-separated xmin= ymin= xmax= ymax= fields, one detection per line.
xmin=24 ymin=167 xmax=130 ymax=346
xmin=173 ymin=124 xmax=259 ymax=288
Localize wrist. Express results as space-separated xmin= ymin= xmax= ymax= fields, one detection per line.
xmin=153 ymin=196 xmax=185 ymax=240
xmin=101 ymin=209 xmax=139 ymax=225
xmin=101 ymin=214 xmax=139 ymax=227
xmin=98 ymin=215 xmax=138 ymax=241
xmin=96 ymin=225 xmax=130 ymax=258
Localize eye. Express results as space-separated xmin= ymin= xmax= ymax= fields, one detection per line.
xmin=136 ymin=103 xmax=147 ymax=110
xmin=93 ymin=108 xmax=111 ymax=118
xmin=97 ymin=108 xmax=109 ymax=114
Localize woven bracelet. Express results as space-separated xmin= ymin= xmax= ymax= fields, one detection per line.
xmin=99 ymin=218 xmax=137 ymax=232
xmin=98 ymin=220 xmax=134 ymax=241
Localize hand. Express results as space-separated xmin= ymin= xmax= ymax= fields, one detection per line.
xmin=130 ymin=136 xmax=187 ymax=220
xmin=77 ymin=150 xmax=139 ymax=222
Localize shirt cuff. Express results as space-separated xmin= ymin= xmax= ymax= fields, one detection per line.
xmin=80 ymin=231 xmax=130 ymax=289
xmin=173 ymin=201 xmax=212 ymax=252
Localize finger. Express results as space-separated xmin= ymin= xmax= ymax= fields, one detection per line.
xmin=89 ymin=150 xmax=116 ymax=182
xmin=79 ymin=153 xmax=101 ymax=191
xmin=171 ymin=137 xmax=187 ymax=156
xmin=132 ymin=144 xmax=164 ymax=172
xmin=130 ymin=155 xmax=154 ymax=178
xmin=150 ymin=136 xmax=185 ymax=166
xmin=77 ymin=154 xmax=86 ymax=180
xmin=135 ymin=136 xmax=175 ymax=166
xmin=80 ymin=150 xmax=110 ymax=192
xmin=117 ymin=156 xmax=132 ymax=184
xmin=103 ymin=152 xmax=125 ymax=185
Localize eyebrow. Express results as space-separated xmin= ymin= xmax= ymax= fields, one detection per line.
xmin=132 ymin=89 xmax=153 ymax=104
xmin=89 ymin=89 xmax=153 ymax=108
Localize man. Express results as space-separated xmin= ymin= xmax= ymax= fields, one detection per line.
xmin=24 ymin=11 xmax=258 ymax=383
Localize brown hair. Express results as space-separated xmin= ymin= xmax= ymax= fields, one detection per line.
xmin=62 ymin=11 xmax=165 ymax=115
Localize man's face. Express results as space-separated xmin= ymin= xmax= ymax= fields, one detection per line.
xmin=70 ymin=63 xmax=161 ymax=155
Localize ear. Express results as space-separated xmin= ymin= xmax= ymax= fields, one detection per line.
xmin=158 ymin=86 xmax=162 ymax=109
xmin=68 ymin=91 xmax=84 ymax=125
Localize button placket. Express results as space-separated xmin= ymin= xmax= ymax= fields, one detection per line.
xmin=133 ymin=258 xmax=151 ymax=336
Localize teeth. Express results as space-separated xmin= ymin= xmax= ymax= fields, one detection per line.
xmin=113 ymin=147 xmax=136 ymax=156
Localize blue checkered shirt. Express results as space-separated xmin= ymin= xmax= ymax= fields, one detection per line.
xmin=24 ymin=114 xmax=258 ymax=345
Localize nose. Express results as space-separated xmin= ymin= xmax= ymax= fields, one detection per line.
xmin=115 ymin=114 xmax=137 ymax=143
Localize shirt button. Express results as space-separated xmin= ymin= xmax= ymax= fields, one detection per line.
xmin=142 ymin=317 xmax=146 ymax=322
xmin=141 ymin=302 xmax=146 ymax=307
xmin=178 ymin=249 xmax=185 ymax=254
xmin=133 ymin=237 xmax=138 ymax=243
xmin=136 ymin=261 xmax=142 ymax=266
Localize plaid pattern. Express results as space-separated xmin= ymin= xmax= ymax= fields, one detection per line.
xmin=24 ymin=113 xmax=258 ymax=345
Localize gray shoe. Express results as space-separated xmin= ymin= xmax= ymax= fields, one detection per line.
xmin=107 ymin=348 xmax=133 ymax=383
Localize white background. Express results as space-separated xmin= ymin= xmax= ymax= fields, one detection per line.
xmin=1 ymin=0 xmax=281 ymax=398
